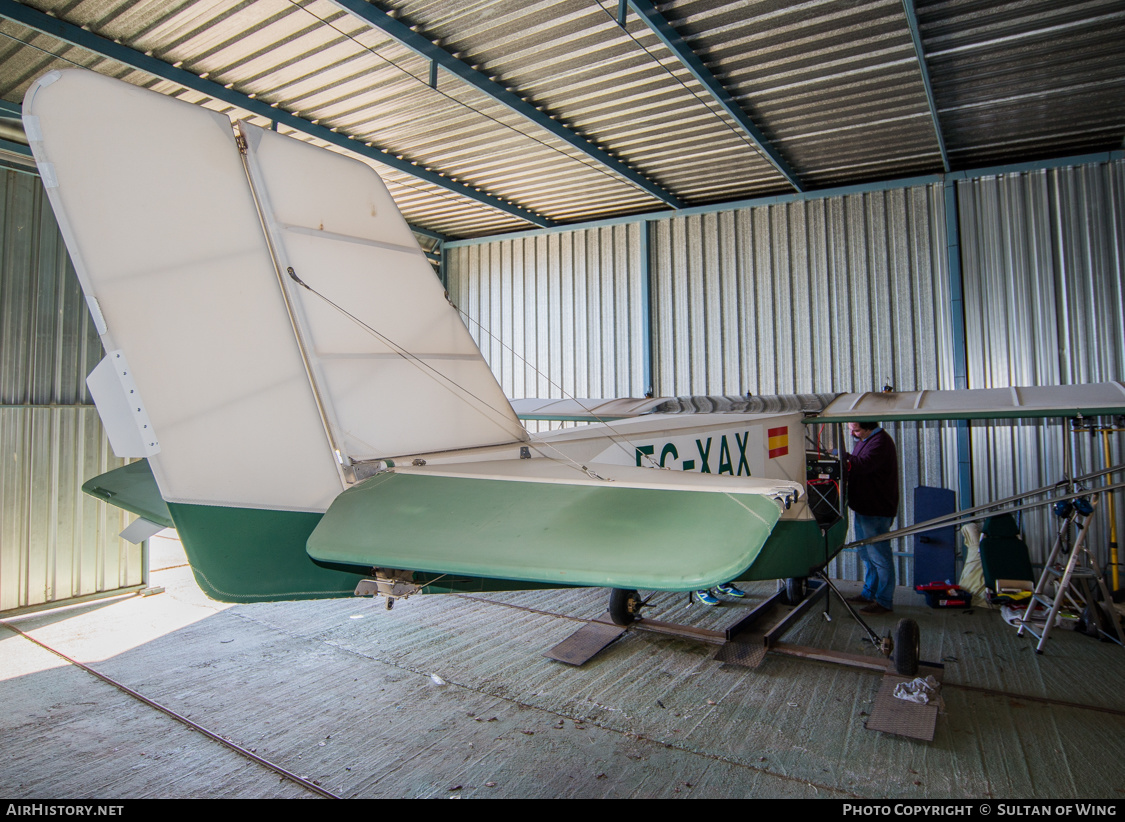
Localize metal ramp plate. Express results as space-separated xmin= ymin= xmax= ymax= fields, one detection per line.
xmin=864 ymin=664 xmax=944 ymax=741
xmin=544 ymin=617 xmax=626 ymax=666
xmin=713 ymin=634 xmax=768 ymax=668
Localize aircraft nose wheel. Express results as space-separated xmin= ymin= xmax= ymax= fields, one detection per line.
xmin=608 ymin=588 xmax=644 ymax=626
xmin=887 ymin=618 xmax=920 ymax=676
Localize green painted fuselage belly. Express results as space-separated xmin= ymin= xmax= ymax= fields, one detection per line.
xmin=738 ymin=517 xmax=849 ymax=581
xmin=94 ymin=469 xmax=845 ymax=601
xmin=306 ymin=471 xmax=783 ymax=591
xmin=167 ymin=502 xmax=354 ymax=602
xmin=165 ymin=500 xmax=574 ymax=602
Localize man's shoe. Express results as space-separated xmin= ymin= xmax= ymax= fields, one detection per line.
xmin=716 ymin=583 xmax=746 ymax=598
xmin=695 ymin=590 xmax=721 ymax=606
xmin=860 ymin=603 xmax=893 ymax=615
xmin=847 ymin=594 xmax=873 ymax=604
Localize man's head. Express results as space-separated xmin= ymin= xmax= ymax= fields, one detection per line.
xmin=848 ymin=421 xmax=879 ymax=441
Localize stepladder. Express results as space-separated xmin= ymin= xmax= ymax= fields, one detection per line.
xmin=1017 ymin=494 xmax=1125 ymax=653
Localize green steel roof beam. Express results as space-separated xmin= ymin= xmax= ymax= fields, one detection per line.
xmin=0 ymin=0 xmax=555 ymax=229
xmin=901 ymin=0 xmax=950 ymax=172
xmin=625 ymin=0 xmax=803 ymax=192
xmin=325 ymin=0 xmax=685 ymax=210
xmin=409 ymin=223 xmax=448 ymax=243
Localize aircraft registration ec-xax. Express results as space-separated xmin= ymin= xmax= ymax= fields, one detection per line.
xmin=24 ymin=70 xmax=1125 ymax=612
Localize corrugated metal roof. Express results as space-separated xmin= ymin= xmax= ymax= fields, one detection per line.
xmin=922 ymin=0 xmax=1125 ymax=168
xmin=1 ymin=0 xmax=1123 ymax=239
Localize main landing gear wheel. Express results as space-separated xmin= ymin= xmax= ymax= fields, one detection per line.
xmin=783 ymin=577 xmax=807 ymax=606
xmin=608 ymin=588 xmax=643 ymax=626
xmin=891 ymin=618 xmax=920 ymax=677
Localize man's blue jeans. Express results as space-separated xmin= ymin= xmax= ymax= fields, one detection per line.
xmin=854 ymin=514 xmax=896 ymax=609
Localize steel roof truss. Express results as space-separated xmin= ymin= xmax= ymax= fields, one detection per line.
xmin=624 ymin=0 xmax=804 ymax=192
xmin=0 ymin=0 xmax=553 ymax=229
xmin=901 ymin=0 xmax=949 ymax=172
xmin=326 ymin=0 xmax=685 ymax=210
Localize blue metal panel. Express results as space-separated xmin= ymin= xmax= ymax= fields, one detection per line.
xmin=913 ymin=486 xmax=957 ymax=587
xmin=624 ymin=0 xmax=803 ymax=192
xmin=0 ymin=0 xmax=554 ymax=229
xmin=327 ymin=0 xmax=684 ymax=210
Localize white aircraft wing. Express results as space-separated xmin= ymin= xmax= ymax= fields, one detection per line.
xmin=814 ymin=383 xmax=1125 ymax=422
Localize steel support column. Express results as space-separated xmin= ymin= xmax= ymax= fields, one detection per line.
xmin=944 ymin=180 xmax=972 ymax=509
xmin=639 ymin=220 xmax=653 ymax=397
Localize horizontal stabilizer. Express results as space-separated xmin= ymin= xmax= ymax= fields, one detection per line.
xmin=510 ymin=397 xmax=666 ymax=421
xmin=307 ymin=461 xmax=797 ymax=590
xmin=392 ymin=458 xmax=803 ymax=496
xmin=81 ymin=460 xmax=174 ymax=530
xmin=511 ymin=393 xmax=836 ymax=421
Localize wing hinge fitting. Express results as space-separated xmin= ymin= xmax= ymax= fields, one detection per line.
xmin=354 ymin=568 xmax=422 ymax=609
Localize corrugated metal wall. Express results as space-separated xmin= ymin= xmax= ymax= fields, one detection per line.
xmin=649 ymin=188 xmax=955 ymax=398
xmin=959 ymin=160 xmax=1125 ymax=571
xmin=448 ymin=224 xmax=648 ymax=433
xmin=647 ymin=187 xmax=959 ymax=581
xmin=0 ymin=164 xmax=140 ymax=614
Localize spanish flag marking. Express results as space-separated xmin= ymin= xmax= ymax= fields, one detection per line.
xmin=767 ymin=426 xmax=788 ymax=459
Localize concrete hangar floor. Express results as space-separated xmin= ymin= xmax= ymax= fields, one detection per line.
xmin=2 ymin=537 xmax=1124 ymax=800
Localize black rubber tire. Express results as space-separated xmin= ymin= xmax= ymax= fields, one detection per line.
xmin=783 ymin=577 xmax=807 ymax=606
xmin=1083 ymin=602 xmax=1117 ymax=642
xmin=892 ymin=618 xmax=920 ymax=677
xmin=608 ymin=588 xmax=641 ymax=626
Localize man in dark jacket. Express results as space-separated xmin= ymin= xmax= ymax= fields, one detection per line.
xmin=845 ymin=421 xmax=899 ymax=614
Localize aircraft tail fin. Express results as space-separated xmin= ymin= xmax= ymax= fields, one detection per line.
xmin=25 ymin=69 xmax=525 ymax=513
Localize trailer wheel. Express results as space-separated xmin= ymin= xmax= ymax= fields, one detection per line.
xmin=783 ymin=577 xmax=807 ymax=605
xmin=892 ymin=618 xmax=920 ymax=676
xmin=609 ymin=589 xmax=642 ymax=626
